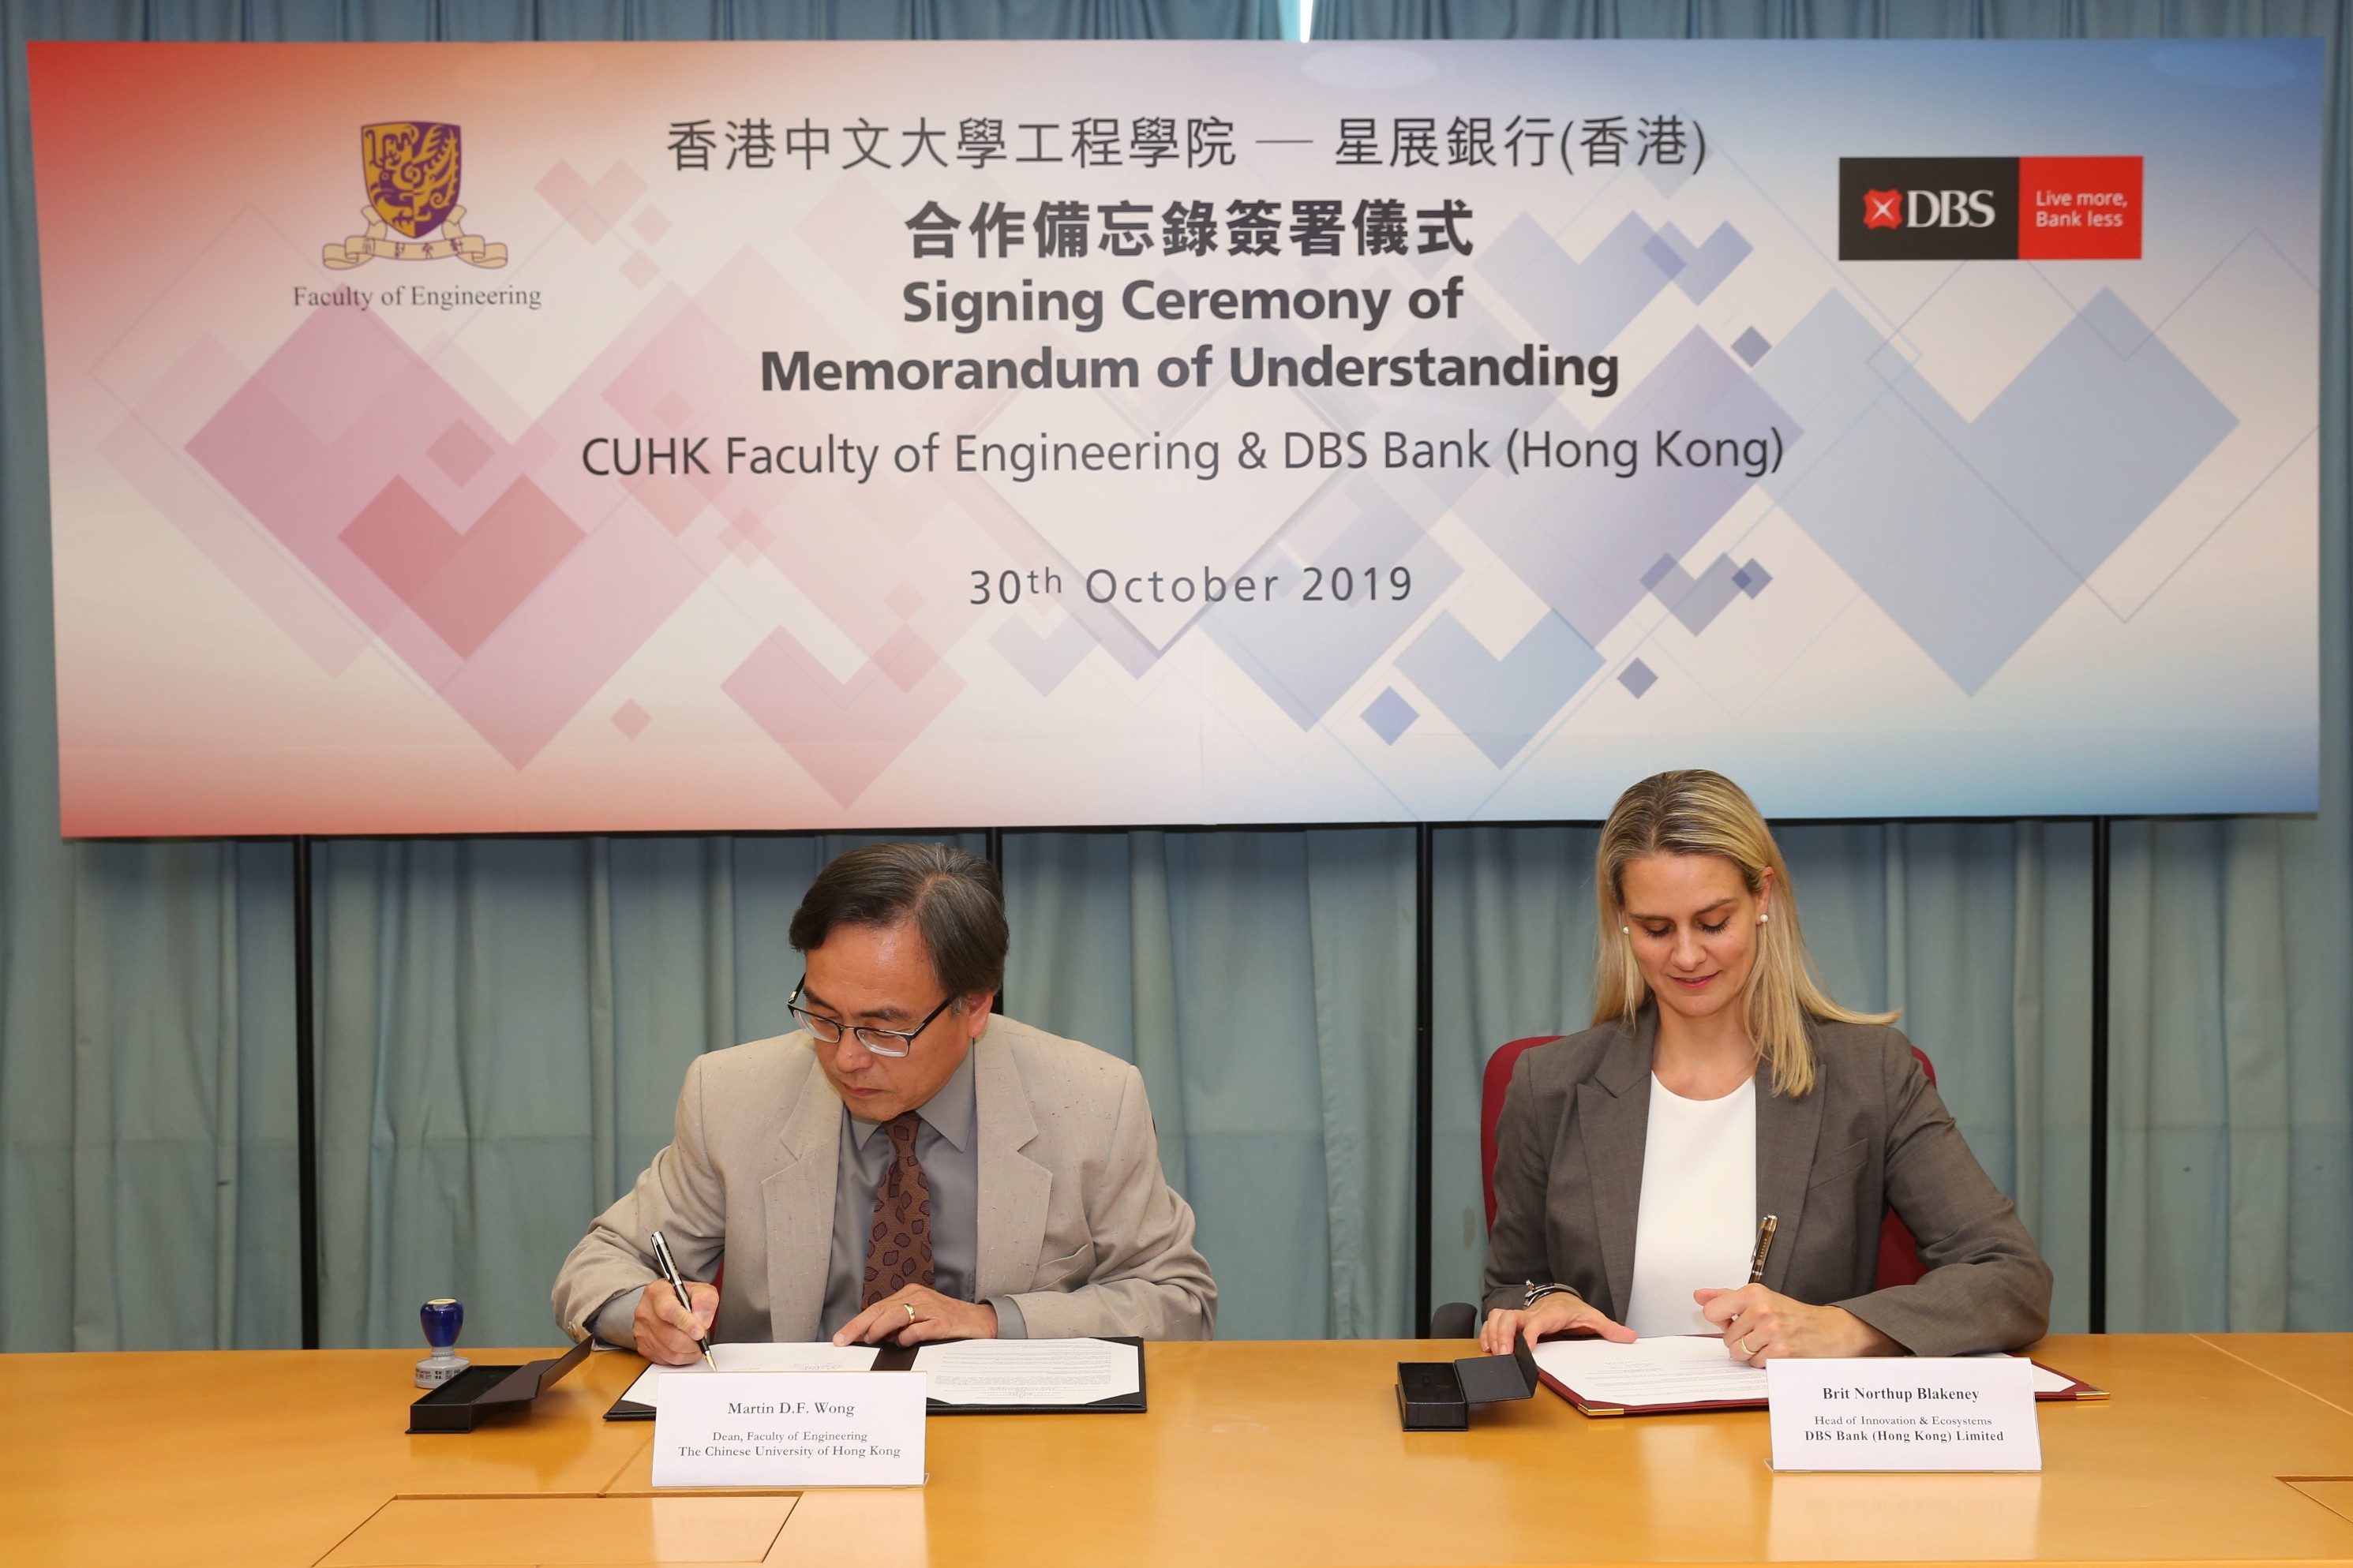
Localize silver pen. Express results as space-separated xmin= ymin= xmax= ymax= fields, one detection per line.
xmin=649 ymin=1229 xmax=716 ymax=1369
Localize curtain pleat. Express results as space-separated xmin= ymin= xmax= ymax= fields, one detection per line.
xmin=1006 ymin=829 xmax=1413 ymax=1337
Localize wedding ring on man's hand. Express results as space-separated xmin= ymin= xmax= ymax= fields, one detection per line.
xmin=1737 ymin=1334 xmax=1753 ymax=1357
xmin=905 ymin=1303 xmax=918 ymax=1323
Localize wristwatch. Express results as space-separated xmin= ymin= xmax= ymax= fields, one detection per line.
xmin=1523 ymin=1281 xmax=1578 ymax=1309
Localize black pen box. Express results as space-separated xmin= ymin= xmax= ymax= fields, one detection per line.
xmin=408 ymin=1338 xmax=590 ymax=1433
xmin=1396 ymin=1360 xmax=1471 ymax=1429
xmin=1395 ymin=1337 xmax=1539 ymax=1431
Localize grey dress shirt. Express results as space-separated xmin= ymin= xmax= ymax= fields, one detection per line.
xmin=819 ymin=1048 xmax=1025 ymax=1339
xmin=594 ymin=1046 xmax=1025 ymax=1346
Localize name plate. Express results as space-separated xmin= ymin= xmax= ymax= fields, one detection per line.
xmin=651 ymin=1372 xmax=926 ymax=1488
xmin=1768 ymin=1357 xmax=2041 ymax=1472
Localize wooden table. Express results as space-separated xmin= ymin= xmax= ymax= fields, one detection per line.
xmin=6 ymin=1335 xmax=2353 ymax=1566
xmin=2197 ymin=1332 xmax=2353 ymax=1416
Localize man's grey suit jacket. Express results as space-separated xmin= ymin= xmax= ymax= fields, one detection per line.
xmin=1482 ymin=1010 xmax=2051 ymax=1355
xmin=553 ymin=1015 xmax=1216 ymax=1344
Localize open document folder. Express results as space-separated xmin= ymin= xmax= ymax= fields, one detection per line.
xmin=1532 ymin=1336 xmax=2106 ymax=1417
xmin=604 ymin=1336 xmax=1148 ymax=1419
xmin=911 ymin=1338 xmax=1145 ymax=1413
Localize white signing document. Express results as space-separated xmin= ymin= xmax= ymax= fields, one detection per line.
xmin=1532 ymin=1334 xmax=1770 ymax=1411
xmin=622 ymin=1341 xmax=880 ymax=1408
xmin=911 ymin=1338 xmax=1141 ymax=1407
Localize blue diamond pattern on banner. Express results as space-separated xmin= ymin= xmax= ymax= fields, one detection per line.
xmin=1642 ymin=552 xmax=1752 ymax=634
xmin=1654 ymin=221 xmax=1753 ymax=304
xmin=1362 ymin=687 xmax=1418 ymax=745
xmin=1463 ymin=327 xmax=1800 ymax=648
xmin=991 ymin=616 xmax=1096 ymax=697
xmin=1746 ymin=294 xmax=1892 ymax=488
xmin=1898 ymin=287 xmax=2237 ymax=583
xmin=1619 ymin=659 xmax=1658 ymax=698
xmin=1205 ymin=477 xmax=1463 ymax=729
xmin=1867 ymin=485 xmax=2082 ymax=694
xmin=1367 ymin=299 xmax=1561 ymax=524
xmin=1396 ymin=611 xmax=1602 ymax=767
xmin=1475 ymin=211 xmax=1682 ymax=354
xmin=1732 ymin=327 xmax=1771 ymax=367
xmin=1755 ymin=288 xmax=2234 ymax=694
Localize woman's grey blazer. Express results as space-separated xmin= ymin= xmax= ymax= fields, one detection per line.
xmin=1481 ymin=1009 xmax=2052 ymax=1356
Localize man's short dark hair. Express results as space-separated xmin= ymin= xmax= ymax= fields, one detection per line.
xmin=788 ymin=841 xmax=1007 ymax=999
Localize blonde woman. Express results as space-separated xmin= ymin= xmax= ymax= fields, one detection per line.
xmin=1478 ymin=770 xmax=2051 ymax=1363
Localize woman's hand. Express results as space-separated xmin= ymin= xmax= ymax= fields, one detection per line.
xmin=1479 ymin=1292 xmax=1636 ymax=1356
xmin=1695 ymin=1285 xmax=1901 ymax=1364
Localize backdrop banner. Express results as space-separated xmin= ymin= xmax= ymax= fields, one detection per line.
xmin=28 ymin=39 xmax=2323 ymax=834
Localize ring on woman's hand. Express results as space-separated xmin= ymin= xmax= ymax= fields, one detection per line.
xmin=1737 ymin=1334 xmax=1753 ymax=1357
xmin=905 ymin=1303 xmax=917 ymax=1324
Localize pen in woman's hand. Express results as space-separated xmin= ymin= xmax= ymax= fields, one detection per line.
xmin=1747 ymin=1214 xmax=1779 ymax=1285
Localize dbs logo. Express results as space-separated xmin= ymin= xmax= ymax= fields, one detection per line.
xmin=1906 ymin=189 xmax=1998 ymax=228
xmin=1842 ymin=155 xmax=2139 ymax=260
xmin=1860 ymin=188 xmax=1997 ymax=229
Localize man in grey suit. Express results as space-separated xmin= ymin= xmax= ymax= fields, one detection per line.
xmin=553 ymin=842 xmax=1216 ymax=1360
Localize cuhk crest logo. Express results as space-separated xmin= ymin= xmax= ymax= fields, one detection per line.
xmin=325 ymin=122 xmax=507 ymax=269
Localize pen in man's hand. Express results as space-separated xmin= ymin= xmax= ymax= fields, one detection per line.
xmin=648 ymin=1229 xmax=717 ymax=1369
xmin=1747 ymin=1214 xmax=1779 ymax=1285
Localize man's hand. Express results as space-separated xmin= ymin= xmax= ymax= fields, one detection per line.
xmin=832 ymin=1285 xmax=998 ymax=1347
xmin=632 ymin=1280 xmax=718 ymax=1365
xmin=1695 ymin=1285 xmax=1901 ymax=1364
xmin=1478 ymin=1292 xmax=1636 ymax=1356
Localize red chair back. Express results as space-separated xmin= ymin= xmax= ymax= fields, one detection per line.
xmin=1481 ymin=1035 xmax=1560 ymax=1230
xmin=1478 ymin=1035 xmax=1935 ymax=1293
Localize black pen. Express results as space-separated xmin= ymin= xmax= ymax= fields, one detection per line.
xmin=1747 ymin=1214 xmax=1780 ymax=1285
xmin=649 ymin=1229 xmax=717 ymax=1369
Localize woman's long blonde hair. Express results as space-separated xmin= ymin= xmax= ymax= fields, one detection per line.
xmin=1591 ymin=769 xmax=1894 ymax=1098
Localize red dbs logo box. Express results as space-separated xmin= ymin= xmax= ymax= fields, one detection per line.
xmin=1839 ymin=156 xmax=2141 ymax=260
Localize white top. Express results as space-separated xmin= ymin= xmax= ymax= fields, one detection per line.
xmin=1623 ymin=1074 xmax=1759 ymax=1338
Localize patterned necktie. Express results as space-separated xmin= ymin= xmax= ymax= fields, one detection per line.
xmin=860 ymin=1111 xmax=935 ymax=1306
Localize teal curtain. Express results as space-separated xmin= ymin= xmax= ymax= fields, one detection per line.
xmin=1329 ymin=0 xmax=2353 ymax=1334
xmin=1006 ymin=830 xmax=1416 ymax=1338
xmin=5 ymin=0 xmax=2347 ymax=1353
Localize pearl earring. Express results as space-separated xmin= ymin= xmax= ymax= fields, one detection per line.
xmin=1620 ymin=926 xmax=1630 ymax=934
xmin=1759 ymin=913 xmax=1770 ymax=924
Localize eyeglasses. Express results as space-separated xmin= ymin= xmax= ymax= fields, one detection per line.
xmin=788 ymin=979 xmax=956 ymax=1059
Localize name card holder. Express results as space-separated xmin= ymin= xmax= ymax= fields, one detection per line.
xmin=651 ymin=1372 xmax=927 ymax=1488
xmin=1768 ymin=1357 xmax=2041 ymax=1472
